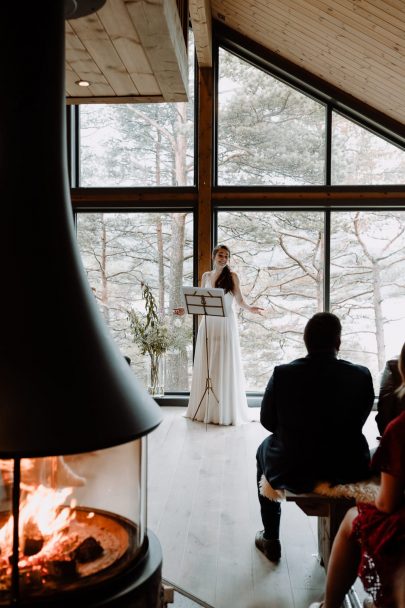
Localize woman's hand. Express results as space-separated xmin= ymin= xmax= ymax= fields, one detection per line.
xmin=250 ymin=306 xmax=265 ymax=315
xmin=173 ymin=307 xmax=185 ymax=316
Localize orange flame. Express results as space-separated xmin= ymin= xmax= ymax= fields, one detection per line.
xmin=0 ymin=485 xmax=75 ymax=565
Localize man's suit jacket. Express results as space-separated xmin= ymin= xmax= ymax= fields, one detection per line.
xmin=375 ymin=358 xmax=404 ymax=435
xmin=259 ymin=352 xmax=374 ymax=493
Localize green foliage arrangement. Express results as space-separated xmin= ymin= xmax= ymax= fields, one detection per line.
xmin=128 ymin=283 xmax=171 ymax=394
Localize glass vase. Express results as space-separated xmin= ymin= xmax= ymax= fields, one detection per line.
xmin=148 ymin=355 xmax=165 ymax=397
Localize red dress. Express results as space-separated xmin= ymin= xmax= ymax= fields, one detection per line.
xmin=352 ymin=410 xmax=405 ymax=607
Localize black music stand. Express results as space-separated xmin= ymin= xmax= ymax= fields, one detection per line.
xmin=182 ymin=286 xmax=227 ymax=426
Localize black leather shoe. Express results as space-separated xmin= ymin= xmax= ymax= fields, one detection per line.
xmin=255 ymin=530 xmax=281 ymax=562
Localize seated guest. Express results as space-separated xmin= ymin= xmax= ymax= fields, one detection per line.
xmin=255 ymin=312 xmax=374 ymax=562
xmin=376 ymin=355 xmax=404 ymax=435
xmin=309 ymin=341 xmax=405 ymax=608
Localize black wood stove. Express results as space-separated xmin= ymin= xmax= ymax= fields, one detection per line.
xmin=0 ymin=2 xmax=163 ymax=606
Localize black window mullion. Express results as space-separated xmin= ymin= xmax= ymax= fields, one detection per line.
xmin=325 ymin=105 xmax=332 ymax=186
xmin=66 ymin=105 xmax=80 ymax=188
xmin=324 ymin=209 xmax=331 ymax=312
xmin=212 ymin=41 xmax=219 ymax=187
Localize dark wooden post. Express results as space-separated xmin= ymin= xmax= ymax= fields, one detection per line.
xmin=197 ymin=66 xmax=214 ymax=283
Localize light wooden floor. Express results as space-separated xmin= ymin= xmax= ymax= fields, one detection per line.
xmin=148 ymin=407 xmax=379 ymax=608
xmin=148 ymin=409 xmax=322 ymax=607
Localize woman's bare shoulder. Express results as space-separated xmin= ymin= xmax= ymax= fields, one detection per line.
xmin=201 ymin=271 xmax=212 ymax=285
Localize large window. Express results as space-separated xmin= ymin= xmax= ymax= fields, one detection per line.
xmin=76 ymin=212 xmax=194 ymax=392
xmin=330 ymin=211 xmax=405 ymax=382
xmin=218 ymin=211 xmax=324 ymax=391
xmin=217 ymin=48 xmax=326 ymax=185
xmin=218 ymin=210 xmax=405 ymax=393
xmin=79 ymin=35 xmax=195 ymax=187
xmin=72 ymin=35 xmax=405 ymax=399
xmin=332 ymin=113 xmax=405 ymax=184
xmin=217 ymin=47 xmax=405 ymax=187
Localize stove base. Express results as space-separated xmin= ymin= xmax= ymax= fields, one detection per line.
xmin=5 ymin=531 xmax=163 ymax=608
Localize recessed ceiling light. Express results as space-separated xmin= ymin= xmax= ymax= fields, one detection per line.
xmin=76 ymin=79 xmax=91 ymax=87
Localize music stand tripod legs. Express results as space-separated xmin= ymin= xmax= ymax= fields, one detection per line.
xmin=192 ymin=314 xmax=220 ymax=426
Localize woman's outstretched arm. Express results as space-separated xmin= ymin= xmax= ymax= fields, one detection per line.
xmin=232 ymin=272 xmax=264 ymax=314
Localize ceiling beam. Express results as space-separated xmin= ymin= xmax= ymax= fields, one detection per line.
xmin=124 ymin=0 xmax=188 ymax=102
xmin=70 ymin=186 xmax=405 ymax=209
xmin=189 ymin=0 xmax=212 ymax=67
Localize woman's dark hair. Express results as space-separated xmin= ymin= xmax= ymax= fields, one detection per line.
xmin=213 ymin=244 xmax=234 ymax=294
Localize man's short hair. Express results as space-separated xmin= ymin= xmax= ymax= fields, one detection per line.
xmin=304 ymin=312 xmax=342 ymax=353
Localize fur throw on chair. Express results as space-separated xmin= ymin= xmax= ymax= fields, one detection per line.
xmin=259 ymin=474 xmax=380 ymax=503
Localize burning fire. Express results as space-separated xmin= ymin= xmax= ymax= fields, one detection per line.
xmin=0 ymin=484 xmax=76 ymax=568
xmin=0 ymin=458 xmax=110 ymax=591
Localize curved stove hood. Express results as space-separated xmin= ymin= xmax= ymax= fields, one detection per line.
xmin=0 ymin=1 xmax=162 ymax=458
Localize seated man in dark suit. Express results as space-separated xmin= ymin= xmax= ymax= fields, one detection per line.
xmin=255 ymin=312 xmax=374 ymax=562
xmin=376 ymin=356 xmax=404 ymax=435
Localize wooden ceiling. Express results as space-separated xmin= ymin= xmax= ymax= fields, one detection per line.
xmin=66 ymin=0 xmax=405 ymax=135
xmin=66 ymin=0 xmax=189 ymax=104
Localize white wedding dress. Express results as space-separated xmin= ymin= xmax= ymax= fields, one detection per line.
xmin=184 ymin=275 xmax=251 ymax=425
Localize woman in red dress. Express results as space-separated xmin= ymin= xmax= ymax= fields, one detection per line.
xmin=310 ymin=342 xmax=405 ymax=608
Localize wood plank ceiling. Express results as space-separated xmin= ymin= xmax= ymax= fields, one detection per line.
xmin=66 ymin=0 xmax=405 ymax=135
xmin=66 ymin=0 xmax=188 ymax=104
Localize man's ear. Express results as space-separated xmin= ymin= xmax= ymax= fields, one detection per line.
xmin=336 ymin=337 xmax=341 ymax=352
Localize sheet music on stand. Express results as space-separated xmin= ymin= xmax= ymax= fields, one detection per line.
xmin=181 ymin=286 xmax=227 ymax=427
xmin=181 ymin=286 xmax=227 ymax=318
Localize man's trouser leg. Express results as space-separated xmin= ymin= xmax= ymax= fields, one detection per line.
xmin=256 ymin=445 xmax=281 ymax=540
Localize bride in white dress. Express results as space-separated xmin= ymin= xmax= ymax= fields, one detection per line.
xmin=175 ymin=244 xmax=263 ymax=426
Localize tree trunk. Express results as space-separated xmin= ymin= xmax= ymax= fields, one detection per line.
xmin=372 ymin=261 xmax=386 ymax=372
xmin=175 ymin=104 xmax=187 ymax=186
xmin=163 ymin=105 xmax=189 ymax=388
xmin=169 ymin=214 xmax=186 ymax=310
xmin=156 ymin=216 xmax=165 ymax=315
xmin=156 ymin=127 xmax=161 ymax=185
xmin=100 ymin=215 xmax=110 ymax=324
xmin=167 ymin=213 xmax=189 ymax=390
